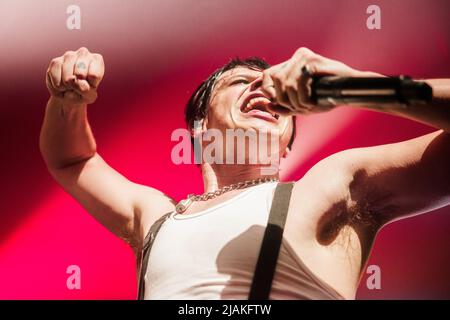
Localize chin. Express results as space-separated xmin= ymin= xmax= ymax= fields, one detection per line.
xmin=233 ymin=118 xmax=279 ymax=130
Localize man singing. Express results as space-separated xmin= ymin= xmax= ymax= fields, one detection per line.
xmin=40 ymin=46 xmax=450 ymax=299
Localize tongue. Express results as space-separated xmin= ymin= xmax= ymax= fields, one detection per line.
xmin=248 ymin=109 xmax=269 ymax=114
xmin=250 ymin=107 xmax=268 ymax=114
xmin=246 ymin=109 xmax=277 ymax=121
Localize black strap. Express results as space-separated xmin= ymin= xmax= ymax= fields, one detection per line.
xmin=248 ymin=182 xmax=294 ymax=300
xmin=137 ymin=212 xmax=172 ymax=300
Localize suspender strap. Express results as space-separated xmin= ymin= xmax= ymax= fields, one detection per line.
xmin=248 ymin=182 xmax=295 ymax=300
xmin=137 ymin=212 xmax=172 ymax=300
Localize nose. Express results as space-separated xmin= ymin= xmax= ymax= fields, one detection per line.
xmin=249 ymin=74 xmax=264 ymax=91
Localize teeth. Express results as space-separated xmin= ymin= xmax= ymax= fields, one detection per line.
xmin=245 ymin=97 xmax=271 ymax=112
xmin=243 ymin=96 xmax=278 ymax=119
xmin=244 ymin=97 xmax=269 ymax=112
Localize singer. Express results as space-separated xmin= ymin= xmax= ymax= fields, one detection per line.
xmin=40 ymin=46 xmax=450 ymax=299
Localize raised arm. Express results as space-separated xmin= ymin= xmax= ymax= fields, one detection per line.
xmin=337 ymin=129 xmax=450 ymax=228
xmin=340 ymin=79 xmax=450 ymax=227
xmin=260 ymin=47 xmax=450 ymax=229
xmin=39 ymin=47 xmax=175 ymax=250
xmin=363 ymin=79 xmax=450 ymax=133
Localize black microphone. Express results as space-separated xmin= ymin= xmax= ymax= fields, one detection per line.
xmin=310 ymin=75 xmax=432 ymax=106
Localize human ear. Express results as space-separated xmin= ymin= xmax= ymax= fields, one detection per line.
xmin=191 ymin=118 xmax=208 ymax=138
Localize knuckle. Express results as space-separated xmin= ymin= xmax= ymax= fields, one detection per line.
xmin=92 ymin=53 xmax=103 ymax=61
xmin=49 ymin=58 xmax=62 ymax=67
xmin=296 ymin=46 xmax=307 ymax=52
xmin=295 ymin=47 xmax=312 ymax=55
xmin=77 ymin=47 xmax=89 ymax=54
xmin=272 ymin=73 xmax=283 ymax=82
xmin=263 ymin=67 xmax=276 ymax=77
xmin=304 ymin=55 xmax=320 ymax=65
xmin=63 ymin=51 xmax=76 ymax=59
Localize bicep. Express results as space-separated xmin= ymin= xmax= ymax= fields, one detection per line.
xmin=345 ymin=130 xmax=450 ymax=226
xmin=49 ymin=153 xmax=175 ymax=247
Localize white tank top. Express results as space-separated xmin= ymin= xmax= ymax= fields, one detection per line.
xmin=143 ymin=181 xmax=344 ymax=300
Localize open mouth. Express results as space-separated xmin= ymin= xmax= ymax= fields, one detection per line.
xmin=240 ymin=94 xmax=280 ymax=122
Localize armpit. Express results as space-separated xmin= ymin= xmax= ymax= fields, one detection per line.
xmin=348 ymin=168 xmax=399 ymax=228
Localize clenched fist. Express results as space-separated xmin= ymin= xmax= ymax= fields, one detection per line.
xmin=261 ymin=47 xmax=373 ymax=115
xmin=46 ymin=47 xmax=104 ymax=105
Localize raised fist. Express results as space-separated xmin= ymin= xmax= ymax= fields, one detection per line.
xmin=46 ymin=47 xmax=104 ymax=105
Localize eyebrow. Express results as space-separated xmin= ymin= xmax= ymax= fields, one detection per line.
xmin=218 ymin=72 xmax=260 ymax=89
xmin=226 ymin=72 xmax=260 ymax=81
xmin=214 ymin=70 xmax=262 ymax=92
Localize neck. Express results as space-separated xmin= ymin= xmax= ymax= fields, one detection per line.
xmin=201 ymin=163 xmax=279 ymax=192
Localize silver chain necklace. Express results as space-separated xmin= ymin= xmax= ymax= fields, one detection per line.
xmin=175 ymin=177 xmax=279 ymax=214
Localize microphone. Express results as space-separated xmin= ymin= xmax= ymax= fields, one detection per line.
xmin=310 ymin=75 xmax=432 ymax=106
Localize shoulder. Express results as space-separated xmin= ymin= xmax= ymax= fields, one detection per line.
xmin=293 ymin=149 xmax=358 ymax=200
xmin=287 ymin=149 xmax=374 ymax=240
xmin=129 ymin=184 xmax=176 ymax=251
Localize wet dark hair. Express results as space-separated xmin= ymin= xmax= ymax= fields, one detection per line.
xmin=184 ymin=57 xmax=297 ymax=150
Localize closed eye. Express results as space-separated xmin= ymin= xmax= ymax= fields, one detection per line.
xmin=230 ymin=79 xmax=250 ymax=85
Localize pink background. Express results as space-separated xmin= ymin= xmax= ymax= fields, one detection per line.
xmin=0 ymin=0 xmax=449 ymax=299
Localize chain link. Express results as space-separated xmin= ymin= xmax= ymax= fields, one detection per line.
xmin=175 ymin=177 xmax=278 ymax=214
xmin=190 ymin=177 xmax=277 ymax=202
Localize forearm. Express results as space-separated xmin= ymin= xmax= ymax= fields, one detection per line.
xmin=362 ymin=78 xmax=450 ymax=133
xmin=39 ymin=96 xmax=97 ymax=169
